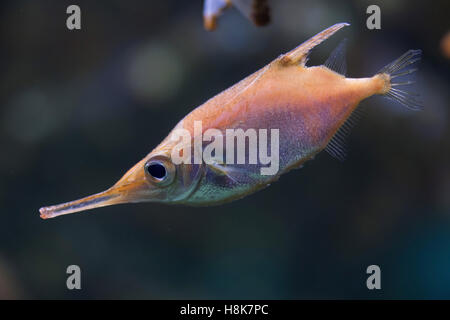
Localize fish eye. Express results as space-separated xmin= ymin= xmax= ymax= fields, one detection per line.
xmin=146 ymin=162 xmax=166 ymax=180
xmin=145 ymin=162 xmax=167 ymax=180
xmin=144 ymin=157 xmax=176 ymax=186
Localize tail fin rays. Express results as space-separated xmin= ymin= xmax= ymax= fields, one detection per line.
xmin=378 ymin=49 xmax=423 ymax=111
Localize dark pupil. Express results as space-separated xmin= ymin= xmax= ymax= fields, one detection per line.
xmin=147 ymin=163 xmax=166 ymax=179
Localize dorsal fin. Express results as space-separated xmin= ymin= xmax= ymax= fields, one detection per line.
xmin=325 ymin=106 xmax=365 ymax=161
xmin=280 ymin=23 xmax=350 ymax=66
xmin=324 ymin=39 xmax=348 ymax=76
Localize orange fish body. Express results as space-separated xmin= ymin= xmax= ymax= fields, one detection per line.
xmin=173 ymin=62 xmax=386 ymax=204
xmin=39 ymin=23 xmax=421 ymax=219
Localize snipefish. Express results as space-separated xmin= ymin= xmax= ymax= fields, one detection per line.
xmin=40 ymin=23 xmax=422 ymax=219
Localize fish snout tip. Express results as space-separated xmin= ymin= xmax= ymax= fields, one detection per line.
xmin=39 ymin=206 xmax=53 ymax=220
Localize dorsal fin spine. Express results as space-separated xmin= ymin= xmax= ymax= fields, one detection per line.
xmin=281 ymin=23 xmax=350 ymax=66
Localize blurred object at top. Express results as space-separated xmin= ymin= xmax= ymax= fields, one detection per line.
xmin=441 ymin=31 xmax=450 ymax=59
xmin=203 ymin=0 xmax=271 ymax=31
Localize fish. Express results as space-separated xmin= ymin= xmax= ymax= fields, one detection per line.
xmin=39 ymin=23 xmax=422 ymax=219
xmin=203 ymin=0 xmax=270 ymax=31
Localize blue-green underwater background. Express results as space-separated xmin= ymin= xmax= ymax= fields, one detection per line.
xmin=0 ymin=0 xmax=449 ymax=299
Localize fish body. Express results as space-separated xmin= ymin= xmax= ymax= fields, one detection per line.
xmin=39 ymin=23 xmax=421 ymax=219
xmin=171 ymin=64 xmax=385 ymax=205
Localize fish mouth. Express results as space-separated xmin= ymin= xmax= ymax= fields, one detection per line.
xmin=39 ymin=180 xmax=147 ymax=219
xmin=39 ymin=189 xmax=121 ymax=219
xmin=39 ymin=160 xmax=151 ymax=219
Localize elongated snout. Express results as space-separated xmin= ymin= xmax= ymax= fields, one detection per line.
xmin=39 ymin=159 xmax=151 ymax=219
xmin=39 ymin=188 xmax=122 ymax=219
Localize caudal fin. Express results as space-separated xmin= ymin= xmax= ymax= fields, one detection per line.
xmin=377 ymin=49 xmax=423 ymax=110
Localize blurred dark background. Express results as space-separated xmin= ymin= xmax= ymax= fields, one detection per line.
xmin=0 ymin=0 xmax=449 ymax=299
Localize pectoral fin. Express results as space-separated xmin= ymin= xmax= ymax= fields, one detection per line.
xmin=207 ymin=162 xmax=249 ymax=184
